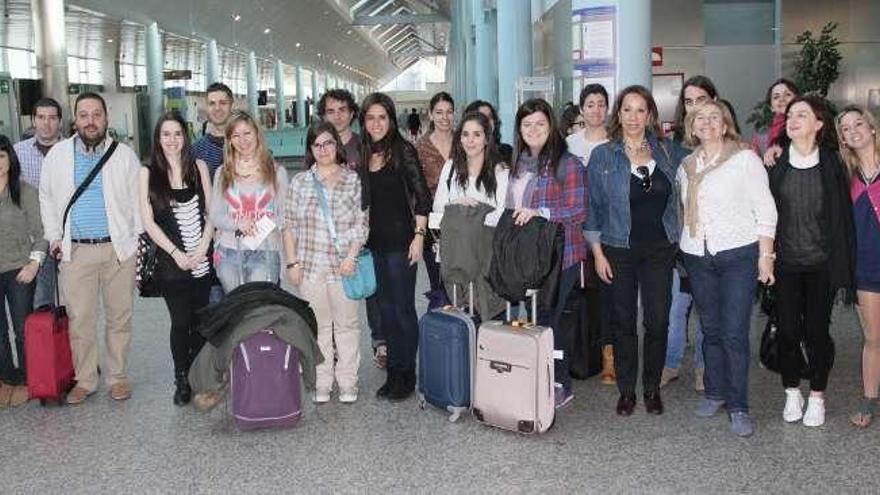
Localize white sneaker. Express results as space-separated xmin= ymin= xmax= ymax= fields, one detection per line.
xmin=803 ymin=396 xmax=826 ymax=427
xmin=313 ymin=388 xmax=331 ymax=404
xmin=338 ymin=387 xmax=358 ymax=403
xmin=783 ymin=388 xmax=805 ymax=423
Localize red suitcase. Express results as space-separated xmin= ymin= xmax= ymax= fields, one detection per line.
xmin=25 ymin=304 xmax=75 ymax=403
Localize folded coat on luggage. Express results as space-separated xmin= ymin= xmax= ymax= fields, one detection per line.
xmin=439 ymin=203 xmax=505 ymax=318
xmin=488 ymin=209 xmax=563 ymax=309
xmin=189 ymin=304 xmax=324 ymax=393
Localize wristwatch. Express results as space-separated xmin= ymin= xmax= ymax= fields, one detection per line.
xmin=414 ymin=227 xmax=427 ymax=236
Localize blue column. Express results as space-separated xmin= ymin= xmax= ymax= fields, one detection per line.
xmin=311 ymin=69 xmax=320 ymax=117
xmin=617 ymin=0 xmax=652 ymax=88
xmin=295 ymin=65 xmax=306 ymax=128
xmin=496 ymin=1 xmax=532 ymax=144
xmin=472 ymin=0 xmax=494 ymax=103
xmin=274 ymin=60 xmax=286 ymax=129
xmin=206 ymin=39 xmax=219 ymax=87
xmin=145 ymin=22 xmax=164 ymax=138
xmin=247 ymin=51 xmax=258 ymax=115
xmin=774 ymin=0 xmax=783 ymax=78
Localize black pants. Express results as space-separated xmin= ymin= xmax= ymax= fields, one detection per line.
xmin=775 ymin=268 xmax=834 ymax=391
xmin=0 ymin=268 xmax=34 ymax=384
xmin=161 ymin=277 xmax=211 ymax=374
xmin=603 ymin=244 xmax=676 ymax=395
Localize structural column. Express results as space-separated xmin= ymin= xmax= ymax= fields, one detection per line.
xmin=206 ymin=39 xmax=220 ymax=86
xmin=31 ymin=0 xmax=69 ymax=122
xmin=274 ymin=60 xmax=286 ymax=129
xmin=496 ymin=0 xmax=532 ymax=144
xmin=311 ymin=69 xmax=320 ymax=117
xmin=295 ymin=65 xmax=306 ymax=127
xmin=617 ymin=0 xmax=652 ymax=88
xmin=145 ymin=22 xmax=164 ymax=141
xmin=247 ymin=51 xmax=258 ymax=115
xmin=472 ymin=0 xmax=494 ymax=103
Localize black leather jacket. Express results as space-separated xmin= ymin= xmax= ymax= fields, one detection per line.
xmin=359 ymin=137 xmax=432 ymax=220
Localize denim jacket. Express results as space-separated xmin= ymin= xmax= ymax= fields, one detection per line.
xmin=584 ymin=133 xmax=685 ymax=249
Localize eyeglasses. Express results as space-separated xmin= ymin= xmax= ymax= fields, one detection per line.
xmin=636 ymin=165 xmax=652 ymax=192
xmin=311 ymin=140 xmax=337 ymax=152
xmin=572 ymin=120 xmax=586 ymax=129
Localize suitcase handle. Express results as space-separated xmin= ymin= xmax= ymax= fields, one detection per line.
xmin=449 ymin=282 xmax=475 ymax=317
xmin=505 ymin=290 xmax=538 ymax=326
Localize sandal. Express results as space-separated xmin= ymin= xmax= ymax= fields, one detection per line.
xmin=372 ymin=344 xmax=388 ymax=370
xmin=850 ymin=397 xmax=879 ymax=428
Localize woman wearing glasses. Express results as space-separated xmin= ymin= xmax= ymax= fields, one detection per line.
xmin=678 ymin=101 xmax=777 ymax=437
xmin=283 ymin=122 xmax=368 ymax=404
xmin=585 ymin=85 xmax=686 ymax=416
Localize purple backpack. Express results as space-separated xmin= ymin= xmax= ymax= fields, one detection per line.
xmin=231 ymin=330 xmax=303 ymax=430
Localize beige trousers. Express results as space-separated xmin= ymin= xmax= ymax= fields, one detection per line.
xmin=60 ymin=243 xmax=135 ymax=392
xmin=300 ymin=279 xmax=361 ymax=391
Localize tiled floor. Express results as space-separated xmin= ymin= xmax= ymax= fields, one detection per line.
xmin=3 ymin=269 xmax=880 ymax=493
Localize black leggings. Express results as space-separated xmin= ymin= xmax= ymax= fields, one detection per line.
xmin=161 ymin=277 xmax=211 ymax=374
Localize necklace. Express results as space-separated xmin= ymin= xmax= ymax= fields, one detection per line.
xmin=624 ymin=138 xmax=650 ymax=155
xmin=860 ymin=164 xmax=879 ymax=184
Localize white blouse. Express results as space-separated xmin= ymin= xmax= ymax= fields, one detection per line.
xmin=432 ymin=159 xmax=509 ymax=227
xmin=565 ymin=131 xmax=607 ymax=167
xmin=677 ymin=149 xmax=778 ymax=256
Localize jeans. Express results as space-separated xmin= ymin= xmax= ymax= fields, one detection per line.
xmin=683 ymin=243 xmax=758 ymax=413
xmin=775 ymin=268 xmax=834 ymax=391
xmin=366 ymin=294 xmax=384 ymax=347
xmin=161 ymin=277 xmax=210 ymax=374
xmin=33 ymin=255 xmax=57 ymax=309
xmin=536 ymin=264 xmax=579 ymax=396
xmin=665 ymin=268 xmax=704 ymax=370
xmin=373 ymin=251 xmax=419 ymax=371
xmin=0 ymin=268 xmax=35 ymax=384
xmin=603 ymin=243 xmax=676 ymax=395
xmin=216 ymin=246 xmax=281 ymax=292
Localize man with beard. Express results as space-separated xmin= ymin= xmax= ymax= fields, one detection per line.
xmin=193 ymin=82 xmax=234 ymax=177
xmin=15 ymin=98 xmax=64 ymax=308
xmin=39 ymin=92 xmax=141 ymax=405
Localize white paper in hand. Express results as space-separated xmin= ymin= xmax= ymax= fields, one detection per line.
xmin=240 ymin=216 xmax=276 ymax=250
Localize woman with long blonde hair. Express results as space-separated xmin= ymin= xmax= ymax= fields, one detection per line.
xmin=210 ymin=111 xmax=289 ymax=290
xmin=837 ymin=105 xmax=880 ymax=428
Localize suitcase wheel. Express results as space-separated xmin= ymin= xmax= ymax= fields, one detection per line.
xmin=472 ymin=408 xmax=484 ymax=422
xmin=418 ymin=396 xmax=426 ymax=410
xmin=39 ymin=399 xmax=47 ymax=406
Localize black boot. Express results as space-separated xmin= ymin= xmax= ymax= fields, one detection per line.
xmin=376 ymin=369 xmax=395 ymax=399
xmin=173 ymin=371 xmax=192 ymax=406
xmin=388 ymin=368 xmax=415 ymax=402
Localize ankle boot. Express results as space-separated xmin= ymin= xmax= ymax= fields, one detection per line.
xmin=377 ymin=369 xmax=394 ymax=398
xmin=174 ymin=371 xmax=192 ymax=406
xmin=600 ymin=345 xmax=617 ymax=385
xmin=388 ymin=368 xmax=415 ymax=402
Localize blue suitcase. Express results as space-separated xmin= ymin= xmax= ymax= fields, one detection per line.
xmin=417 ymin=283 xmax=476 ymax=422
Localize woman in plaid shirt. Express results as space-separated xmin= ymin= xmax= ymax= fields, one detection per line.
xmin=283 ymin=122 xmax=369 ymax=404
xmin=506 ymin=98 xmax=588 ymax=409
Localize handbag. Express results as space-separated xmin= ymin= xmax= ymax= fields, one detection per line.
xmin=311 ymin=172 xmax=376 ymax=300
xmin=136 ymin=233 xmax=161 ymax=298
xmin=758 ymin=284 xmax=835 ymax=379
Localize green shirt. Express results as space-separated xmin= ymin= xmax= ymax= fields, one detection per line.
xmin=0 ymin=183 xmax=47 ymax=273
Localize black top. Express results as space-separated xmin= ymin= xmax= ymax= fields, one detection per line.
xmin=152 ymin=182 xmax=211 ymax=281
xmin=407 ymin=113 xmax=421 ymax=132
xmin=367 ymin=165 xmax=414 ymax=253
xmin=776 ymin=164 xmax=829 ymax=270
xmin=629 ymin=167 xmax=671 ymax=249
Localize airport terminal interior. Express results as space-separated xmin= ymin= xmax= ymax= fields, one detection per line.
xmin=2 ymin=0 xmax=880 ymax=492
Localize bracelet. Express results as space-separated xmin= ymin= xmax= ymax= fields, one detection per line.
xmin=170 ymin=247 xmax=179 ymax=256
xmin=286 ymin=261 xmax=301 ymax=269
xmin=414 ymin=227 xmax=426 ymax=236
xmin=760 ymin=252 xmax=776 ymax=260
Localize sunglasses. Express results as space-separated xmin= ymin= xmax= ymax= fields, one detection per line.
xmin=636 ymin=165 xmax=652 ymax=192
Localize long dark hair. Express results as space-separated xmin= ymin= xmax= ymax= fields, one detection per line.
xmin=673 ymin=75 xmax=718 ymax=143
xmin=512 ymin=98 xmax=565 ymax=178
xmin=304 ymin=121 xmax=347 ymax=167
xmin=559 ymin=102 xmax=581 ymax=137
xmin=607 ymin=85 xmax=665 ymax=142
xmin=0 ymin=135 xmax=22 ymax=207
xmin=778 ymin=94 xmax=839 ymax=151
xmin=464 ymin=100 xmax=503 ymax=147
xmin=450 ymin=111 xmax=500 ymax=199
xmin=765 ymin=78 xmax=800 ymax=108
xmin=149 ymin=111 xmax=198 ymax=209
xmin=359 ymin=92 xmax=403 ymax=170
xmin=428 ymin=91 xmax=454 ymax=132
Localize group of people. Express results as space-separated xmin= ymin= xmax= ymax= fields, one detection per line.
xmin=2 ymin=77 xmax=879 ymax=440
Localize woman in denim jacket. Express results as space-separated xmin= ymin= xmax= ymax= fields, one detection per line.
xmin=585 ymin=85 xmax=687 ymax=416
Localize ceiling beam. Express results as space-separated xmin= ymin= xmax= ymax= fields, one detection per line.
xmin=351 ymin=13 xmax=449 ymax=26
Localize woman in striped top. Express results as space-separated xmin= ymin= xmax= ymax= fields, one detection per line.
xmin=139 ymin=112 xmax=214 ymax=406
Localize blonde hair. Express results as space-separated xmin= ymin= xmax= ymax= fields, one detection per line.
xmin=835 ymin=105 xmax=880 ymax=179
xmin=684 ymin=100 xmax=740 ymax=148
xmin=220 ymin=111 xmax=277 ymax=192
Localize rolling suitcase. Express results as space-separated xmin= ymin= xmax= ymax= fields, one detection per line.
xmin=472 ymin=293 xmax=555 ymax=434
xmin=25 ymin=270 xmax=75 ymax=404
xmin=230 ymin=330 xmax=303 ymax=430
xmin=417 ymin=283 xmax=477 ymax=422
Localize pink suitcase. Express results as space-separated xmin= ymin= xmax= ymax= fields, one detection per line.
xmin=472 ymin=293 xmax=555 ymax=434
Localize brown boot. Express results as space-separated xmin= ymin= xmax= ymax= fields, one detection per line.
xmin=600 ymin=345 xmax=617 ymax=385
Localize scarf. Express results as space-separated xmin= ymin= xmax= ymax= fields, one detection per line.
xmin=681 ymin=140 xmax=742 ymax=236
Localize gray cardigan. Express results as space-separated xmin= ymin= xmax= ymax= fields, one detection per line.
xmin=0 ymin=183 xmax=47 ymax=273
